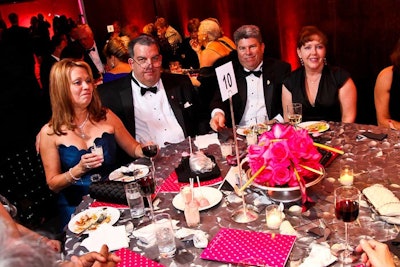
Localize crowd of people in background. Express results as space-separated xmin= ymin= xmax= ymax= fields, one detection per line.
xmin=0 ymin=11 xmax=399 ymax=267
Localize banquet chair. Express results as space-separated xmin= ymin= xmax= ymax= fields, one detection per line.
xmin=0 ymin=146 xmax=59 ymax=232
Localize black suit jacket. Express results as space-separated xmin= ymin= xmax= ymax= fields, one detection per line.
xmin=210 ymin=51 xmax=291 ymax=126
xmin=98 ymin=72 xmax=200 ymax=140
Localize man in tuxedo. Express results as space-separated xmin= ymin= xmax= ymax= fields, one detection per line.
xmin=76 ymin=24 xmax=105 ymax=81
xmin=209 ymin=25 xmax=291 ymax=131
xmin=98 ymin=34 xmax=200 ymax=162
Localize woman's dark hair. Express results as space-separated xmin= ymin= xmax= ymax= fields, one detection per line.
xmin=297 ymin=26 xmax=328 ymax=49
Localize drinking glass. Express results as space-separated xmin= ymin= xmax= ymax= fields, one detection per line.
xmin=287 ymin=103 xmax=302 ymax=127
xmin=334 ymin=185 xmax=360 ymax=264
xmin=153 ymin=213 xmax=176 ymax=258
xmin=124 ymin=182 xmax=145 ymax=219
xmin=140 ymin=136 xmax=159 ymax=174
xmin=137 ymin=171 xmax=156 ymax=220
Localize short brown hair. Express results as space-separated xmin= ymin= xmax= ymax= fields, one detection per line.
xmin=297 ymin=26 xmax=328 ymax=49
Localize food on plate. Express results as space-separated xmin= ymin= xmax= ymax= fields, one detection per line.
xmin=197 ymin=196 xmax=210 ymax=208
xmin=241 ymin=123 xmax=270 ymax=135
xmin=74 ymin=211 xmax=111 ymax=232
xmin=304 ymin=122 xmax=329 ymax=132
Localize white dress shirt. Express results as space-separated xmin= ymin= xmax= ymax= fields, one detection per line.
xmin=131 ymin=74 xmax=185 ymax=147
xmin=239 ymin=62 xmax=269 ymax=126
xmin=88 ymin=43 xmax=105 ymax=73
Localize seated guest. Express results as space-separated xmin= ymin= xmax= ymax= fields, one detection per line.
xmin=374 ymin=38 xmax=400 ymax=129
xmin=355 ymin=238 xmax=396 ymax=267
xmin=177 ymin=18 xmax=200 ymax=69
xmin=210 ymin=25 xmax=291 ymax=131
xmin=282 ymin=26 xmax=357 ymax=123
xmin=98 ymin=34 xmax=200 ymax=158
xmin=102 ymin=37 xmax=131 ymax=83
xmin=39 ymin=59 xmax=143 ymax=227
xmin=154 ymin=17 xmax=182 ymax=55
xmin=190 ymin=18 xmax=236 ymax=68
xmin=0 ymin=205 xmax=120 ymax=267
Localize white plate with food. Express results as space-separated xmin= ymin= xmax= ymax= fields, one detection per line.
xmin=108 ymin=164 xmax=149 ymax=182
xmin=172 ymin=186 xmax=223 ymax=211
xmin=68 ymin=207 xmax=120 ymax=234
xmin=298 ymin=121 xmax=330 ymax=133
xmin=236 ymin=123 xmax=271 ymax=136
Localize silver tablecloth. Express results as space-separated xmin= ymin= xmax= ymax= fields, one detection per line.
xmin=64 ymin=122 xmax=400 ymax=266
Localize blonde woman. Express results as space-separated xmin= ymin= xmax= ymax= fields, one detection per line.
xmin=39 ymin=59 xmax=143 ymax=227
xmin=102 ymin=37 xmax=131 ymax=83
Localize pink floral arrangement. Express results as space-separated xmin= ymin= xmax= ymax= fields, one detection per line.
xmin=247 ymin=124 xmax=323 ymax=208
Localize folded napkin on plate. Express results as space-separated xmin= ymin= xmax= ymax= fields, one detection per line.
xmin=194 ymin=133 xmax=220 ymax=149
xmin=115 ymin=248 xmax=164 ymax=267
xmin=131 ymin=220 xmax=180 ymax=247
xmin=299 ymin=243 xmax=337 ymax=267
xmin=81 ymin=224 xmax=129 ymax=252
xmin=363 ymin=184 xmax=400 ymax=216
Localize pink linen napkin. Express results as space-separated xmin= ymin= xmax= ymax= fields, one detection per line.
xmin=201 ymin=228 xmax=296 ymax=267
xmin=90 ymin=201 xmax=129 ymax=209
xmin=157 ymin=171 xmax=223 ymax=193
xmin=115 ymin=248 xmax=164 ymax=267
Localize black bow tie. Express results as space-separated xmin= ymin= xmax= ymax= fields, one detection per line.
xmin=244 ymin=69 xmax=262 ymax=77
xmin=140 ymin=86 xmax=157 ymax=96
xmin=86 ymin=47 xmax=95 ymax=53
xmin=131 ymin=76 xmax=158 ymax=96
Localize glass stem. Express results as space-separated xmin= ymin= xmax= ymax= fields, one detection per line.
xmin=151 ymin=158 xmax=155 ymax=174
xmin=344 ymin=222 xmax=349 ymax=256
xmin=147 ymin=195 xmax=154 ymax=220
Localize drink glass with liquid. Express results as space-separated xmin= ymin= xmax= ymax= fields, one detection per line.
xmin=287 ymin=103 xmax=302 ymax=127
xmin=154 ymin=213 xmax=176 ymax=258
xmin=124 ymin=183 xmax=145 ymax=218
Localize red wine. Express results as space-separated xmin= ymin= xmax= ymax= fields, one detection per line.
xmin=138 ymin=176 xmax=155 ymax=195
xmin=335 ymin=200 xmax=359 ymax=222
xmin=142 ymin=145 xmax=158 ymax=158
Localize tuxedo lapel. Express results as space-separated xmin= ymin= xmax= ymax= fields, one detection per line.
xmin=263 ymin=73 xmax=273 ymax=118
xmin=119 ymin=77 xmax=136 ymax=136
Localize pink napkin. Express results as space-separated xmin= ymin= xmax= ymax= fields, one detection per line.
xmin=90 ymin=201 xmax=129 ymax=209
xmin=158 ymin=171 xmax=223 ymax=193
xmin=201 ymin=228 xmax=296 ymax=267
xmin=115 ymin=248 xmax=164 ymax=267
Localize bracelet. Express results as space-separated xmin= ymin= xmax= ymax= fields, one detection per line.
xmin=64 ymin=172 xmax=74 ymax=184
xmin=68 ymin=168 xmax=80 ymax=182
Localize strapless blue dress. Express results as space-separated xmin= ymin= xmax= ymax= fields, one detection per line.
xmin=57 ymin=132 xmax=117 ymax=228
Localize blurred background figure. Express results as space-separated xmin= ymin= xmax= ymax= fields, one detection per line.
xmin=122 ymin=23 xmax=141 ymax=41
xmin=177 ymin=18 xmax=200 ymax=69
xmin=102 ymin=37 xmax=131 ymax=83
xmin=374 ymin=38 xmax=400 ymax=129
xmin=282 ymin=25 xmax=357 ymax=123
xmin=154 ymin=17 xmax=182 ymax=56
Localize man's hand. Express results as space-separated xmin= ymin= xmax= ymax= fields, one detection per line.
xmin=66 ymin=245 xmax=121 ymax=267
xmin=355 ymin=239 xmax=395 ymax=267
xmin=210 ymin=112 xmax=226 ymax=132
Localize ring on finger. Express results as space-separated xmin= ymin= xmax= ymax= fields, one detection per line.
xmin=86 ymin=164 xmax=91 ymax=169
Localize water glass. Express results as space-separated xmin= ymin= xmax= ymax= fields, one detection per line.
xmin=124 ymin=183 xmax=145 ymax=218
xmin=287 ymin=103 xmax=302 ymax=126
xmin=246 ymin=132 xmax=258 ymax=145
xmin=153 ymin=213 xmax=176 ymax=258
xmin=220 ymin=141 xmax=233 ymax=157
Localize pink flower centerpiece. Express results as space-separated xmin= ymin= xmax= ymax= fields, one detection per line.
xmin=247 ymin=123 xmax=323 ymax=210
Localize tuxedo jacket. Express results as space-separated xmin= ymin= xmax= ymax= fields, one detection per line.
xmin=210 ymin=51 xmax=291 ymax=126
xmin=98 ymin=72 xmax=200 ymax=139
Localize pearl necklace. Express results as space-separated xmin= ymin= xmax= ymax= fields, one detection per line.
xmin=77 ymin=113 xmax=89 ymax=139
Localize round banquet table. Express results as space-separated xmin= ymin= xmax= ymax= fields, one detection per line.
xmin=64 ymin=122 xmax=400 ymax=266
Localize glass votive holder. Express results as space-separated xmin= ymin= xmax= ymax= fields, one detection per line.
xmin=266 ymin=204 xmax=284 ymax=230
xmin=339 ymin=165 xmax=354 ymax=185
xmin=220 ymin=141 xmax=233 ymax=157
xmin=246 ymin=132 xmax=258 ymax=145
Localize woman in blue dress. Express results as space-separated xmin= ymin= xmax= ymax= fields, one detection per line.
xmin=39 ymin=59 xmax=143 ymax=227
xmin=282 ymin=26 xmax=357 ymax=123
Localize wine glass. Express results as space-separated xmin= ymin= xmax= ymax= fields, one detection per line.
xmin=287 ymin=103 xmax=302 ymax=127
xmin=140 ymin=136 xmax=159 ymax=174
xmin=334 ymin=185 xmax=361 ymax=264
xmin=137 ymin=171 xmax=156 ymax=220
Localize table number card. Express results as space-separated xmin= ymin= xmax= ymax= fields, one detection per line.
xmin=215 ymin=61 xmax=238 ymax=101
xmin=201 ymin=228 xmax=296 ymax=267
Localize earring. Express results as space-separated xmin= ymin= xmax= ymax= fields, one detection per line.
xmin=323 ymin=58 xmax=327 ymax=65
xmin=111 ymin=61 xmax=115 ymax=68
xmin=299 ymin=57 xmax=304 ymax=66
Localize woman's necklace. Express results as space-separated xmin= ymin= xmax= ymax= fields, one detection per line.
xmin=76 ymin=113 xmax=89 ymax=139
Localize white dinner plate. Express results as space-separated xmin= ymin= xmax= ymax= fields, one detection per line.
xmin=108 ymin=164 xmax=149 ymax=182
xmin=68 ymin=207 xmax=120 ymax=234
xmin=298 ymin=121 xmax=330 ymax=133
xmin=172 ymin=187 xmax=223 ymax=211
xmin=236 ymin=124 xmax=271 ymax=136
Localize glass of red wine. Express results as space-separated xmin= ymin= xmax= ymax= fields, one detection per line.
xmin=140 ymin=136 xmax=159 ymax=174
xmin=334 ymin=185 xmax=361 ymax=264
xmin=137 ymin=171 xmax=156 ymax=220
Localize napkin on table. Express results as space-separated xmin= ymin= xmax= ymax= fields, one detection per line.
xmin=299 ymin=243 xmax=337 ymax=267
xmin=81 ymin=224 xmax=129 ymax=252
xmin=194 ymin=133 xmax=220 ymax=149
xmin=131 ymin=220 xmax=180 ymax=247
